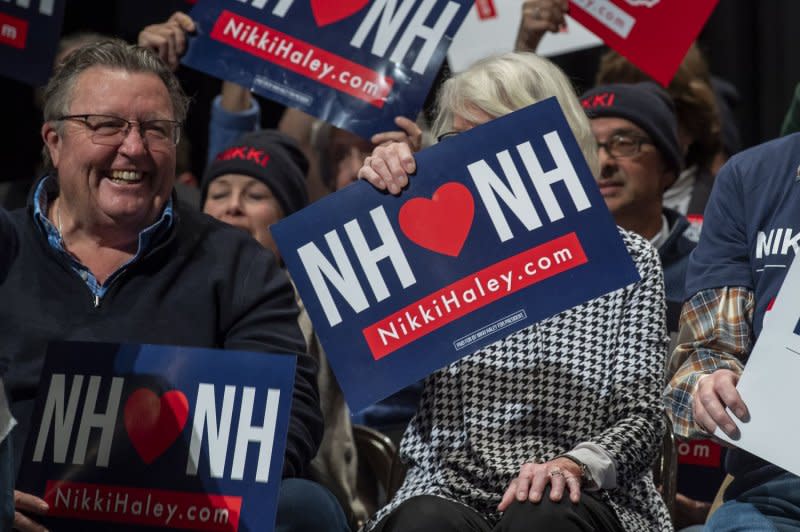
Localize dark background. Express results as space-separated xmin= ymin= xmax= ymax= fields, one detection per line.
xmin=2 ymin=0 xmax=799 ymax=190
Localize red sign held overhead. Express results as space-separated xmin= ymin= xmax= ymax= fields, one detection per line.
xmin=567 ymin=0 xmax=719 ymax=86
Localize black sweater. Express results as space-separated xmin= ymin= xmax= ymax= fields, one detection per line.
xmin=0 ymin=201 xmax=322 ymax=478
xmin=0 ymin=208 xmax=17 ymax=281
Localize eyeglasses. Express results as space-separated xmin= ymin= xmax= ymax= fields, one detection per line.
xmin=56 ymin=114 xmax=181 ymax=149
xmin=596 ymin=134 xmax=653 ymax=159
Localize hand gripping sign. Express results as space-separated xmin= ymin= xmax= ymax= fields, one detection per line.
xmin=272 ymin=97 xmax=640 ymax=411
xmin=16 ymin=342 xmax=295 ymax=532
xmin=567 ymin=0 xmax=718 ymax=86
xmin=181 ymin=0 xmax=472 ymax=138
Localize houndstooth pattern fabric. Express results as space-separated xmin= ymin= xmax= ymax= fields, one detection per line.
xmin=363 ymin=229 xmax=673 ymax=532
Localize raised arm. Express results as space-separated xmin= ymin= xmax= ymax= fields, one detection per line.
xmin=137 ymin=11 xmax=195 ymax=71
xmin=515 ymin=0 xmax=569 ymax=53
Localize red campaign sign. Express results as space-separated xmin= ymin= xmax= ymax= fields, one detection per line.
xmin=567 ymin=0 xmax=719 ymax=86
xmin=475 ymin=0 xmax=497 ymax=20
xmin=677 ymin=438 xmax=722 ymax=467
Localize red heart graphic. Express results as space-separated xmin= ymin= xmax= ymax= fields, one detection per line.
xmin=310 ymin=0 xmax=369 ymax=27
xmin=398 ymin=182 xmax=474 ymax=257
xmin=124 ymin=389 xmax=189 ymax=465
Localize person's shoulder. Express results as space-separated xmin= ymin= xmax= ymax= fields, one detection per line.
xmin=722 ymin=133 xmax=800 ymax=187
xmin=733 ymin=132 xmax=800 ymax=160
xmin=618 ymin=226 xmax=663 ymax=277
xmin=618 ymin=226 xmax=656 ymax=258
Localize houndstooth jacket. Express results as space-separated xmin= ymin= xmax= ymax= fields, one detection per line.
xmin=364 ymin=229 xmax=673 ymax=532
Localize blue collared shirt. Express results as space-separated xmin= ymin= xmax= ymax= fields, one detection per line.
xmin=32 ymin=176 xmax=174 ymax=301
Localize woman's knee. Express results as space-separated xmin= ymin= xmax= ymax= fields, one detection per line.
xmin=376 ymin=495 xmax=487 ymax=532
xmin=497 ymin=497 xmax=589 ymax=532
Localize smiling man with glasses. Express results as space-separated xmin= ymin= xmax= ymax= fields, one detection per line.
xmin=0 ymin=39 xmax=328 ymax=532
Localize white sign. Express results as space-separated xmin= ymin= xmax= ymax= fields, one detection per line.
xmin=716 ymin=254 xmax=800 ymax=475
xmin=447 ymin=1 xmax=602 ymax=73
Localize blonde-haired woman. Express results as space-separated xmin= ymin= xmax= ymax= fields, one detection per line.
xmin=358 ymin=52 xmax=672 ymax=532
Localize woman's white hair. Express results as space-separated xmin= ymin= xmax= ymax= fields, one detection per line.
xmin=432 ymin=51 xmax=599 ymax=176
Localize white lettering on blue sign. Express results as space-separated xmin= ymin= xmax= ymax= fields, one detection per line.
xmin=187 ymin=384 xmax=280 ymax=483
xmin=299 ymin=206 xmax=416 ymax=327
xmin=469 ymin=131 xmax=591 ymax=243
xmin=33 ymin=374 xmax=123 ymax=467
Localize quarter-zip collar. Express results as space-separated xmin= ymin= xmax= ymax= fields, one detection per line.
xmin=31 ymin=175 xmax=175 ymax=303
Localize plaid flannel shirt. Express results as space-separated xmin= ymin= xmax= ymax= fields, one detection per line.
xmin=663 ymin=286 xmax=755 ymax=439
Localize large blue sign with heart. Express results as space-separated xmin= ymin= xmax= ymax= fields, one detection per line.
xmin=181 ymin=0 xmax=473 ymax=138
xmin=0 ymin=0 xmax=65 ymax=85
xmin=272 ymin=97 xmax=640 ymax=411
xmin=16 ymin=342 xmax=295 ymax=532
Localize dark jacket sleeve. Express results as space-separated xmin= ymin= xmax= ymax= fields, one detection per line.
xmin=222 ymin=238 xmax=323 ymax=479
xmin=0 ymin=208 xmax=18 ymax=282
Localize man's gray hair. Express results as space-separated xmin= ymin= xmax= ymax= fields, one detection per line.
xmin=43 ymin=38 xmax=188 ymax=122
xmin=432 ymin=52 xmax=599 ymax=176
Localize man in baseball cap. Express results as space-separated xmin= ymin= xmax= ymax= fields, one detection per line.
xmin=581 ymin=81 xmax=694 ymax=336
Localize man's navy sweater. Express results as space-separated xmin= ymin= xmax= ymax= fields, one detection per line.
xmin=0 ymin=201 xmax=322 ymax=479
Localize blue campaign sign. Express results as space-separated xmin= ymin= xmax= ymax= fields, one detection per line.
xmin=0 ymin=0 xmax=64 ymax=85
xmin=272 ymin=97 xmax=640 ymax=412
xmin=16 ymin=341 xmax=295 ymax=532
xmin=181 ymin=0 xmax=472 ymax=138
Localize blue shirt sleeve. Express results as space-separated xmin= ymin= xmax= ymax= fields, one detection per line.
xmin=686 ymin=159 xmax=753 ymax=296
xmin=207 ymin=94 xmax=261 ymax=165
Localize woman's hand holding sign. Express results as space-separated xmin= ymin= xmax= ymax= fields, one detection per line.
xmin=358 ymin=141 xmax=416 ymax=195
xmin=358 ymin=117 xmax=422 ymax=196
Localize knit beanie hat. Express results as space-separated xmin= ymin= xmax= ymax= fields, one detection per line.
xmin=201 ymin=130 xmax=309 ymax=216
xmin=580 ymin=82 xmax=683 ymax=176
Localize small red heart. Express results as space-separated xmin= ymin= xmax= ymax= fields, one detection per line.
xmin=398 ymin=182 xmax=474 ymax=257
xmin=309 ymin=0 xmax=369 ymax=27
xmin=124 ymin=389 xmax=189 ymax=465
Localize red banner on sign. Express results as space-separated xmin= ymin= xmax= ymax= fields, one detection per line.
xmin=567 ymin=0 xmax=718 ymax=86
xmin=44 ymin=480 xmax=242 ymax=531
xmin=0 ymin=12 xmax=29 ymax=49
xmin=210 ymin=10 xmax=394 ymax=108
xmin=363 ymin=232 xmax=588 ymax=360
xmin=677 ymin=438 xmax=722 ymax=467
xmin=475 ymin=0 xmax=497 ymax=20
